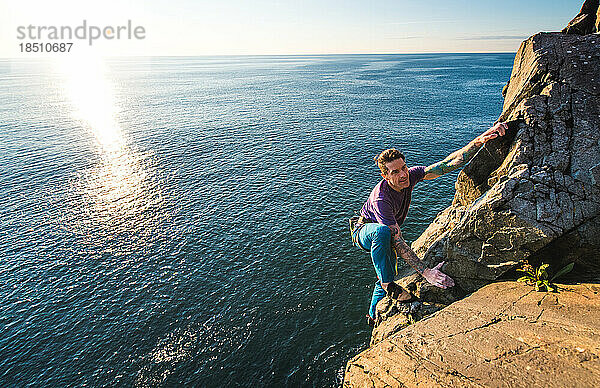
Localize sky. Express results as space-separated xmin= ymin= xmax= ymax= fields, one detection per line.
xmin=0 ymin=0 xmax=586 ymax=57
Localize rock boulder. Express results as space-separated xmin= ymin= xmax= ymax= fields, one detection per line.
xmin=562 ymin=0 xmax=599 ymax=35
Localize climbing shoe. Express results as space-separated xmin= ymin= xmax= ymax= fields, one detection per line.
xmin=365 ymin=314 xmax=375 ymax=328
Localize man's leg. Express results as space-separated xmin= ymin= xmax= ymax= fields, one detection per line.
xmin=369 ymin=282 xmax=386 ymax=319
xmin=358 ymin=223 xmax=397 ymax=319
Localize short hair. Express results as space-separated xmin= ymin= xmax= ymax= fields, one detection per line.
xmin=374 ymin=148 xmax=405 ymax=174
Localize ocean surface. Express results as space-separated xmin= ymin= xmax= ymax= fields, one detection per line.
xmin=0 ymin=53 xmax=513 ymax=386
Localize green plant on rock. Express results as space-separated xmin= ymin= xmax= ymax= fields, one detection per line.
xmin=517 ymin=262 xmax=574 ymax=292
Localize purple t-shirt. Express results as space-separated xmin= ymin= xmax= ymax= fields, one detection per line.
xmin=360 ymin=166 xmax=426 ymax=226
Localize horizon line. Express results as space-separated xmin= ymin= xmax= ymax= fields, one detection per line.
xmin=0 ymin=51 xmax=518 ymax=60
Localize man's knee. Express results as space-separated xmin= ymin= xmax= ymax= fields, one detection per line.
xmin=372 ymin=224 xmax=391 ymax=242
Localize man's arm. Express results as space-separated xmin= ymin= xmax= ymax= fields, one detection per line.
xmin=424 ymin=122 xmax=507 ymax=180
xmin=388 ymin=224 xmax=455 ymax=289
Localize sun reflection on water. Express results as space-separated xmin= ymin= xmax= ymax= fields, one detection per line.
xmin=58 ymin=56 xmax=123 ymax=152
xmin=55 ymin=55 xmax=166 ymax=237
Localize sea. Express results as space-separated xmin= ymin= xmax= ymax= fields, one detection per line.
xmin=0 ymin=53 xmax=513 ymax=387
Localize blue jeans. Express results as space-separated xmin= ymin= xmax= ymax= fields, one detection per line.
xmin=355 ymin=223 xmax=397 ymax=319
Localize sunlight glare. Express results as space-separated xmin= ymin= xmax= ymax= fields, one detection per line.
xmin=54 ymin=54 xmax=164 ymax=230
xmin=56 ymin=54 xmax=123 ymax=151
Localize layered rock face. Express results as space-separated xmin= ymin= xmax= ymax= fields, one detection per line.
xmin=401 ymin=30 xmax=600 ymax=305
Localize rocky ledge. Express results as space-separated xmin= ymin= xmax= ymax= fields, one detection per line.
xmin=344 ymin=282 xmax=600 ymax=387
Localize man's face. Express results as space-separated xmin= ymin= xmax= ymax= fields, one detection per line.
xmin=382 ymin=158 xmax=410 ymax=191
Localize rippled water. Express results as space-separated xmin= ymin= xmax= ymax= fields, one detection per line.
xmin=0 ymin=54 xmax=513 ymax=386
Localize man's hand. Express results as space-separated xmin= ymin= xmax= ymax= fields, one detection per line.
xmin=422 ymin=262 xmax=455 ymax=289
xmin=473 ymin=122 xmax=507 ymax=146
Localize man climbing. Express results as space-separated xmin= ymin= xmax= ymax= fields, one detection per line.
xmin=351 ymin=122 xmax=507 ymax=326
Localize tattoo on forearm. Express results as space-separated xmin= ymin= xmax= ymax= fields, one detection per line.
xmin=389 ymin=226 xmax=426 ymax=274
xmin=425 ymin=141 xmax=482 ymax=177
xmin=426 ymin=160 xmax=454 ymax=176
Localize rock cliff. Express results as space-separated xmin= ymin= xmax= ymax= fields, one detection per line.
xmin=345 ymin=1 xmax=600 ymax=386
xmin=398 ymin=6 xmax=600 ymax=307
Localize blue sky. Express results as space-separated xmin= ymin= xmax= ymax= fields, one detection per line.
xmin=0 ymin=0 xmax=585 ymax=56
